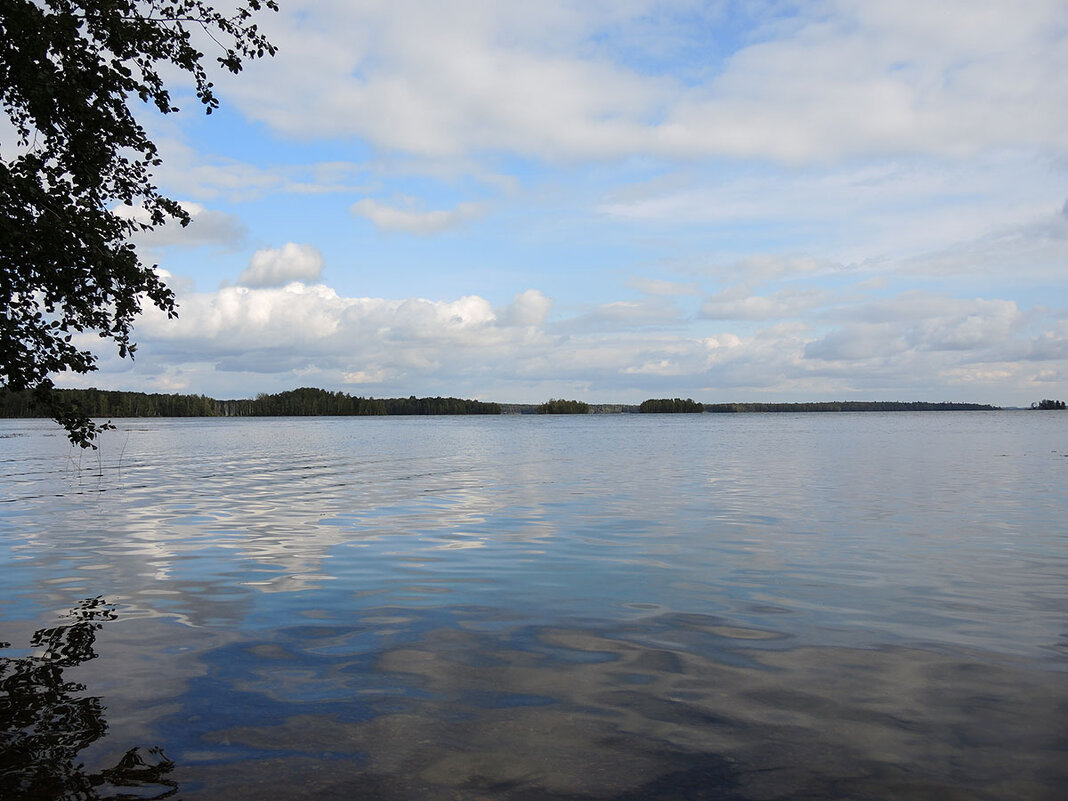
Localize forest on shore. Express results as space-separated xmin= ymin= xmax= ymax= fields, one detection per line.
xmin=0 ymin=387 xmax=501 ymax=418
xmin=701 ymin=401 xmax=1000 ymax=413
xmin=0 ymin=387 xmax=1006 ymax=419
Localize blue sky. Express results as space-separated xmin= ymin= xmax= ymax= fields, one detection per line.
xmin=66 ymin=0 xmax=1068 ymax=405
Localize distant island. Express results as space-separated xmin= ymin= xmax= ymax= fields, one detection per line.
xmin=700 ymin=401 xmax=1000 ymax=413
xmin=640 ymin=398 xmax=704 ymax=413
xmin=0 ymin=387 xmax=1006 ymax=419
xmin=535 ymin=399 xmax=590 ymax=414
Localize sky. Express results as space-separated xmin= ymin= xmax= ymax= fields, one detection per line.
xmin=65 ymin=0 xmax=1068 ymax=405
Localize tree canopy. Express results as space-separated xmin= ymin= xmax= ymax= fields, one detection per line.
xmin=639 ymin=398 xmax=704 ymax=413
xmin=0 ymin=386 xmax=502 ymax=417
xmin=535 ymin=398 xmax=590 ymax=414
xmin=0 ymin=0 xmax=277 ymax=446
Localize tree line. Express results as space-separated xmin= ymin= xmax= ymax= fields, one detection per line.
xmin=1032 ymin=399 xmax=1066 ymax=410
xmin=0 ymin=387 xmax=501 ymax=419
xmin=0 ymin=388 xmax=1007 ymax=420
xmin=639 ymin=398 xmax=704 ymax=413
xmin=535 ymin=399 xmax=590 ymax=414
xmin=702 ymin=401 xmax=999 ymax=413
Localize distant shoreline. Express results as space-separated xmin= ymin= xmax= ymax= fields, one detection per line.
xmin=0 ymin=386 xmax=1002 ymax=419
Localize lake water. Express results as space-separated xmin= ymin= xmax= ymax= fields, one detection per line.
xmin=1 ymin=413 xmax=1066 ymax=800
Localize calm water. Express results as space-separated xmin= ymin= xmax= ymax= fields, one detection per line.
xmin=1 ymin=413 xmax=1066 ymax=800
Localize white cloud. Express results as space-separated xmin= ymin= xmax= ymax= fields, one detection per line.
xmin=62 ymin=274 xmax=1062 ymax=405
xmin=114 ymin=201 xmax=247 ymax=250
xmin=342 ymin=368 xmax=394 ymax=385
xmin=629 ymin=277 xmax=702 ymax=296
xmin=226 ymin=0 xmax=1068 ymax=162
xmin=806 ymin=295 xmax=1025 ymax=360
xmin=351 ymin=198 xmax=484 ymax=235
xmin=598 ymin=153 xmax=1066 ymax=270
xmin=700 ymin=286 xmax=829 ymax=321
xmin=555 ymin=297 xmax=685 ymax=333
xmin=498 ymin=289 xmax=553 ymax=327
xmin=238 ymin=243 xmax=324 ymax=287
xmin=899 ymin=203 xmax=1068 ymax=281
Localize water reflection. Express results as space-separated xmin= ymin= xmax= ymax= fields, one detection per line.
xmin=187 ymin=613 xmax=1068 ymax=800
xmin=3 ymin=415 xmax=1068 ymax=799
xmin=0 ymin=598 xmax=177 ymax=800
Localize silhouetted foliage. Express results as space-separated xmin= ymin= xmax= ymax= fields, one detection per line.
xmin=1 ymin=0 xmax=278 ymax=447
xmin=639 ymin=398 xmax=704 ymax=413
xmin=1032 ymin=399 xmax=1066 ymax=410
xmin=535 ymin=398 xmax=590 ymax=414
xmin=0 ymin=597 xmax=178 ymax=799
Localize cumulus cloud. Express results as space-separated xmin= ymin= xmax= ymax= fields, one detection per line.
xmin=138 ymin=284 xmax=499 ymax=354
xmin=54 ymin=277 xmax=1058 ymax=407
xmin=498 ymin=289 xmax=553 ymax=327
xmin=237 ymin=243 xmax=324 ymax=287
xmin=351 ymin=198 xmax=484 ymax=235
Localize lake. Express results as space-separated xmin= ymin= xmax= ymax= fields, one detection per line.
xmin=1 ymin=412 xmax=1066 ymax=800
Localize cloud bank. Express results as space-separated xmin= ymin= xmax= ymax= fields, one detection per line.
xmin=65 ymin=273 xmax=1065 ymax=406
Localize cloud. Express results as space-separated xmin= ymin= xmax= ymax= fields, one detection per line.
xmin=597 ymin=153 xmax=1066 ymax=272
xmin=351 ymin=198 xmax=484 ymax=235
xmin=806 ymin=295 xmax=1024 ymax=360
xmin=498 ymin=289 xmax=553 ymax=327
xmin=804 ymin=325 xmax=909 ymax=362
xmin=898 ymin=203 xmax=1068 ymax=281
xmin=700 ymin=286 xmax=829 ymax=321
xmin=555 ymin=297 xmax=685 ymax=334
xmin=114 ymin=202 xmax=247 ymax=250
xmin=55 ymin=277 xmax=1059 ymax=407
xmin=629 ymin=277 xmax=702 ymax=296
xmin=237 ymin=243 xmax=324 ymax=287
xmin=227 ymin=1 xmax=1068 ymax=163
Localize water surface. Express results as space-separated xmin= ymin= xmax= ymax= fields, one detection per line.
xmin=2 ymin=413 xmax=1066 ymax=799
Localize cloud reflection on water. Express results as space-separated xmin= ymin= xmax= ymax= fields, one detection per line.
xmin=187 ymin=616 xmax=1067 ymax=800
xmin=2 ymin=415 xmax=1067 ymax=799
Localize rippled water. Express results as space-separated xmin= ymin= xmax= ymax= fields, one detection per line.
xmin=2 ymin=413 xmax=1066 ymax=800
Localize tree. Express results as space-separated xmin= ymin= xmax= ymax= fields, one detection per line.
xmin=1 ymin=0 xmax=277 ymax=446
xmin=639 ymin=397 xmax=704 ymax=413
xmin=535 ymin=398 xmax=590 ymax=414
xmin=0 ymin=597 xmax=178 ymax=799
